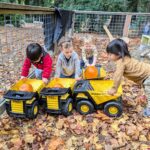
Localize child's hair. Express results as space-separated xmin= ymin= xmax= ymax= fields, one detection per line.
xmin=26 ymin=43 xmax=43 ymax=61
xmin=106 ymin=38 xmax=131 ymax=58
xmin=83 ymin=36 xmax=93 ymax=44
xmin=58 ymin=36 xmax=72 ymax=49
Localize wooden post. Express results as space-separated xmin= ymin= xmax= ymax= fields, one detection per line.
xmin=123 ymin=15 xmax=132 ymax=37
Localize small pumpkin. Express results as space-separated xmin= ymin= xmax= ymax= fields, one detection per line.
xmin=19 ymin=83 xmax=33 ymax=92
xmin=84 ymin=66 xmax=98 ymax=79
xmin=54 ymin=83 xmax=64 ymax=88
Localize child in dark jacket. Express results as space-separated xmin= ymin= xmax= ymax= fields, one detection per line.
xmin=21 ymin=43 xmax=52 ymax=84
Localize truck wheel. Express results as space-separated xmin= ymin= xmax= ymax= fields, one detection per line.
xmin=28 ymin=101 xmax=39 ymax=119
xmin=76 ymin=100 xmax=94 ymax=115
xmin=62 ymin=98 xmax=73 ymax=116
xmin=104 ymin=101 xmax=122 ymax=117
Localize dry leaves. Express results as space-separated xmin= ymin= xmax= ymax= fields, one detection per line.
xmin=48 ymin=137 xmax=64 ymax=150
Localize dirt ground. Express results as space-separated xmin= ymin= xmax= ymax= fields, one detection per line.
xmin=0 ymin=33 xmax=150 ymax=150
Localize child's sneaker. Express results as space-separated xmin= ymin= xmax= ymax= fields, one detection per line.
xmin=143 ymin=107 xmax=150 ymax=117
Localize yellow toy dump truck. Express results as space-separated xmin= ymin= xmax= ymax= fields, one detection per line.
xmin=73 ymin=80 xmax=123 ymax=117
xmin=40 ymin=78 xmax=76 ymax=116
xmin=4 ymin=79 xmax=44 ymax=119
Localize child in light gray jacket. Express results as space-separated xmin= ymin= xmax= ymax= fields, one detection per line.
xmin=55 ymin=36 xmax=81 ymax=80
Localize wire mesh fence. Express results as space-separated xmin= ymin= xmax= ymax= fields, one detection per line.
xmin=0 ymin=5 xmax=55 ymax=95
xmin=74 ymin=11 xmax=150 ymax=38
xmin=0 ymin=14 xmax=56 ymax=54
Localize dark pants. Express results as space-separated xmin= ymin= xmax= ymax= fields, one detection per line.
xmin=80 ymin=56 xmax=93 ymax=69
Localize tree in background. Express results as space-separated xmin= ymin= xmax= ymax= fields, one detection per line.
xmin=0 ymin=0 xmax=150 ymax=12
xmin=52 ymin=0 xmax=150 ymax=12
xmin=53 ymin=0 xmax=127 ymax=12
xmin=127 ymin=0 xmax=150 ymax=12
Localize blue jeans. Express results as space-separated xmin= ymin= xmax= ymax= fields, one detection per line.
xmin=60 ymin=73 xmax=75 ymax=78
xmin=80 ymin=56 xmax=93 ymax=69
xmin=35 ymin=69 xmax=43 ymax=79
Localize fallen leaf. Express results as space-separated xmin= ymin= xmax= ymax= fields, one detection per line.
xmin=111 ymin=122 xmax=120 ymax=132
xmin=24 ymin=134 xmax=34 ymax=143
xmin=48 ymin=137 xmax=64 ymax=150
xmin=10 ymin=138 xmax=22 ymax=149
xmin=56 ymin=119 xmax=64 ymax=129
xmin=95 ymin=111 xmax=111 ymax=121
xmin=139 ymin=135 xmax=147 ymax=142
xmin=140 ymin=144 xmax=150 ymax=150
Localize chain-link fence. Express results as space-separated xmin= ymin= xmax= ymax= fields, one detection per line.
xmin=74 ymin=11 xmax=150 ymax=38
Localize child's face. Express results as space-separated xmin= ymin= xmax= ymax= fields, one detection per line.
xmin=85 ymin=42 xmax=92 ymax=50
xmin=108 ymin=53 xmax=120 ymax=61
xmin=62 ymin=47 xmax=73 ymax=59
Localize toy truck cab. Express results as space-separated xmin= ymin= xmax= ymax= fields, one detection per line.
xmin=73 ymin=80 xmax=123 ymax=117
xmin=40 ymin=78 xmax=76 ymax=116
xmin=4 ymin=79 xmax=44 ymax=119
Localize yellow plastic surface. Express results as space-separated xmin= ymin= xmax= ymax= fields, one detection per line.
xmin=47 ymin=96 xmax=59 ymax=110
xmin=100 ymin=67 xmax=107 ymax=78
xmin=108 ymin=106 xmax=118 ymax=114
xmin=34 ymin=105 xmax=38 ymax=115
xmin=47 ymin=78 xmax=76 ymax=89
xmin=69 ymin=103 xmax=73 ymax=112
xmin=81 ymin=105 xmax=89 ymax=113
xmin=141 ymin=35 xmax=150 ymax=45
xmin=88 ymin=80 xmax=122 ymax=105
xmin=76 ymin=93 xmax=88 ymax=99
xmin=61 ymin=93 xmax=70 ymax=100
xmin=11 ymin=100 xmax=23 ymax=114
xmin=26 ymin=98 xmax=36 ymax=104
xmin=10 ymin=79 xmax=45 ymax=93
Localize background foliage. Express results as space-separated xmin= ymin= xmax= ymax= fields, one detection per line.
xmin=0 ymin=0 xmax=150 ymax=12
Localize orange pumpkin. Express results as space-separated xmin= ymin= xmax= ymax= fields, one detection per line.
xmin=54 ymin=83 xmax=64 ymax=88
xmin=84 ymin=66 xmax=98 ymax=79
xmin=19 ymin=83 xmax=33 ymax=92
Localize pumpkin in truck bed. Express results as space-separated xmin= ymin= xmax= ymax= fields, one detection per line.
xmin=84 ymin=66 xmax=98 ymax=79
xmin=19 ymin=83 xmax=33 ymax=92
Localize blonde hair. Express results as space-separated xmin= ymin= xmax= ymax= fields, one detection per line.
xmin=58 ymin=36 xmax=73 ymax=48
xmin=81 ymin=36 xmax=96 ymax=50
xmin=83 ymin=36 xmax=93 ymax=44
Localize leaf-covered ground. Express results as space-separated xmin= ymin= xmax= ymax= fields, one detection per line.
xmin=0 ymin=33 xmax=150 ymax=150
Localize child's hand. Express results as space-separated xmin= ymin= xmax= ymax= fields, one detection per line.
xmin=42 ymin=78 xmax=49 ymax=84
xmin=108 ymin=88 xmax=117 ymax=95
xmin=75 ymin=77 xmax=82 ymax=81
xmin=20 ymin=76 xmax=27 ymax=82
xmin=87 ymin=64 xmax=93 ymax=67
xmin=90 ymin=64 xmax=95 ymax=66
xmin=21 ymin=76 xmax=26 ymax=79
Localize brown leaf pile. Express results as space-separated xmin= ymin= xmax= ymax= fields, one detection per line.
xmin=0 ymin=33 xmax=150 ymax=149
